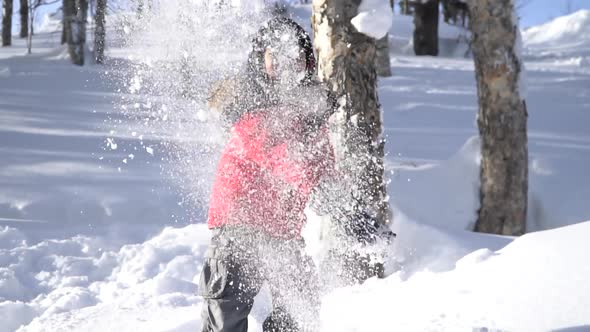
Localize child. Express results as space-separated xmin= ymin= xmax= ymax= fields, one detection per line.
xmin=200 ymin=17 xmax=334 ymax=332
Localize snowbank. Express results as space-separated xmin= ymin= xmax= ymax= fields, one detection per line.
xmin=524 ymin=10 xmax=590 ymax=47
xmin=522 ymin=10 xmax=590 ymax=71
xmin=321 ymin=221 xmax=590 ymax=332
xmin=0 ymin=224 xmax=212 ymax=331
xmin=390 ymin=136 xmax=480 ymax=232
xmin=7 ymin=216 xmax=590 ymax=331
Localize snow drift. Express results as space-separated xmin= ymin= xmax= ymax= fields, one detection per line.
xmin=522 ymin=9 xmax=590 ymax=70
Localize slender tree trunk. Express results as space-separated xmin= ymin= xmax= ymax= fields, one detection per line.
xmin=312 ymin=0 xmax=390 ymax=282
xmin=375 ymin=36 xmax=392 ymax=77
xmin=2 ymin=0 xmax=13 ymax=46
xmin=470 ymin=0 xmax=528 ymax=236
xmin=375 ymin=1 xmax=392 ymax=77
xmin=77 ymin=0 xmax=88 ymax=62
xmin=413 ymin=0 xmax=439 ymax=56
xmin=26 ymin=2 xmax=32 ymax=53
xmin=65 ymin=0 xmax=87 ymax=65
xmin=19 ymin=0 xmax=27 ymax=38
xmin=62 ymin=0 xmax=70 ymax=44
xmin=94 ymin=0 xmax=106 ymax=64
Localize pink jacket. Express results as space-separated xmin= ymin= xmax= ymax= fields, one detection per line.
xmin=207 ymin=111 xmax=334 ymax=239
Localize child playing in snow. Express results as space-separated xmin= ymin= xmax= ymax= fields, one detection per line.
xmin=199 ymin=17 xmax=335 ymax=332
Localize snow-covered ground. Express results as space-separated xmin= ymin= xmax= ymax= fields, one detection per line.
xmin=1 ymin=6 xmax=590 ymax=332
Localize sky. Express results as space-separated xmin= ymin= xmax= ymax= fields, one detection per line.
xmin=2 ymin=0 xmax=590 ymax=33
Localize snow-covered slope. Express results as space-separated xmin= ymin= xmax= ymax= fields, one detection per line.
xmin=524 ymin=10 xmax=590 ymax=47
xmin=322 ymin=220 xmax=590 ymax=332
xmin=522 ymin=10 xmax=590 ymax=71
xmin=1 ymin=6 xmax=590 ymax=332
xmin=9 ymin=219 xmax=590 ymax=332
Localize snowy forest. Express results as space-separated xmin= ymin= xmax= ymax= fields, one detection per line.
xmin=1 ymin=0 xmax=589 ymax=331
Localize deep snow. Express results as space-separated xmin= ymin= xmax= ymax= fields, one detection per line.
xmin=1 ymin=6 xmax=590 ymax=332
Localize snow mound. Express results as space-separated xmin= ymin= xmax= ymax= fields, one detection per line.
xmin=0 ymin=225 xmax=212 ymax=331
xmin=391 ymin=136 xmax=481 ymax=232
xmin=351 ymin=0 xmax=394 ymax=39
xmin=524 ymin=10 xmax=590 ymax=47
xmin=321 ymin=221 xmax=590 ymax=332
xmin=522 ymin=10 xmax=590 ymax=68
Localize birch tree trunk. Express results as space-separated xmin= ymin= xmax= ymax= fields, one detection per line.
xmin=470 ymin=0 xmax=528 ymax=236
xmin=94 ymin=0 xmax=106 ymax=64
xmin=66 ymin=0 xmax=87 ymax=66
xmin=312 ymin=0 xmax=390 ymax=282
xmin=2 ymin=0 xmax=13 ymax=46
xmin=19 ymin=0 xmax=27 ymax=38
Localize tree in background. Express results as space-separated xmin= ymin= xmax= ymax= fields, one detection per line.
xmin=312 ymin=0 xmax=390 ymax=282
xmin=19 ymin=0 xmax=27 ymax=37
xmin=413 ymin=0 xmax=439 ymax=56
xmin=61 ymin=0 xmax=69 ymax=44
xmin=375 ymin=1 xmax=392 ymax=77
xmin=469 ymin=0 xmax=528 ymax=236
xmin=442 ymin=0 xmax=469 ymax=27
xmin=400 ymin=0 xmax=412 ymax=15
xmin=64 ymin=0 xmax=88 ymax=65
xmin=25 ymin=1 xmax=61 ymax=54
xmin=94 ymin=0 xmax=106 ymax=64
xmin=2 ymin=0 xmax=13 ymax=46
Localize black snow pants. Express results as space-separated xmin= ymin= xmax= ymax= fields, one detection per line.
xmin=199 ymin=226 xmax=320 ymax=332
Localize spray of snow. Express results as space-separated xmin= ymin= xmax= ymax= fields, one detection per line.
xmin=106 ymin=1 xmax=269 ymax=218
xmin=107 ymin=2 xmax=342 ymax=329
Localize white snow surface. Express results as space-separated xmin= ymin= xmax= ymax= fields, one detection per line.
xmin=522 ymin=10 xmax=590 ymax=73
xmin=1 ymin=7 xmax=590 ymax=332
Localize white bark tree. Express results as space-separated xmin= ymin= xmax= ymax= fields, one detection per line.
xmin=312 ymin=0 xmax=391 ymax=282
xmin=65 ymin=0 xmax=88 ymax=66
xmin=469 ymin=0 xmax=528 ymax=235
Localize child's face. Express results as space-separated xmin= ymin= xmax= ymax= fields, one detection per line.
xmin=264 ymin=47 xmax=306 ymax=83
